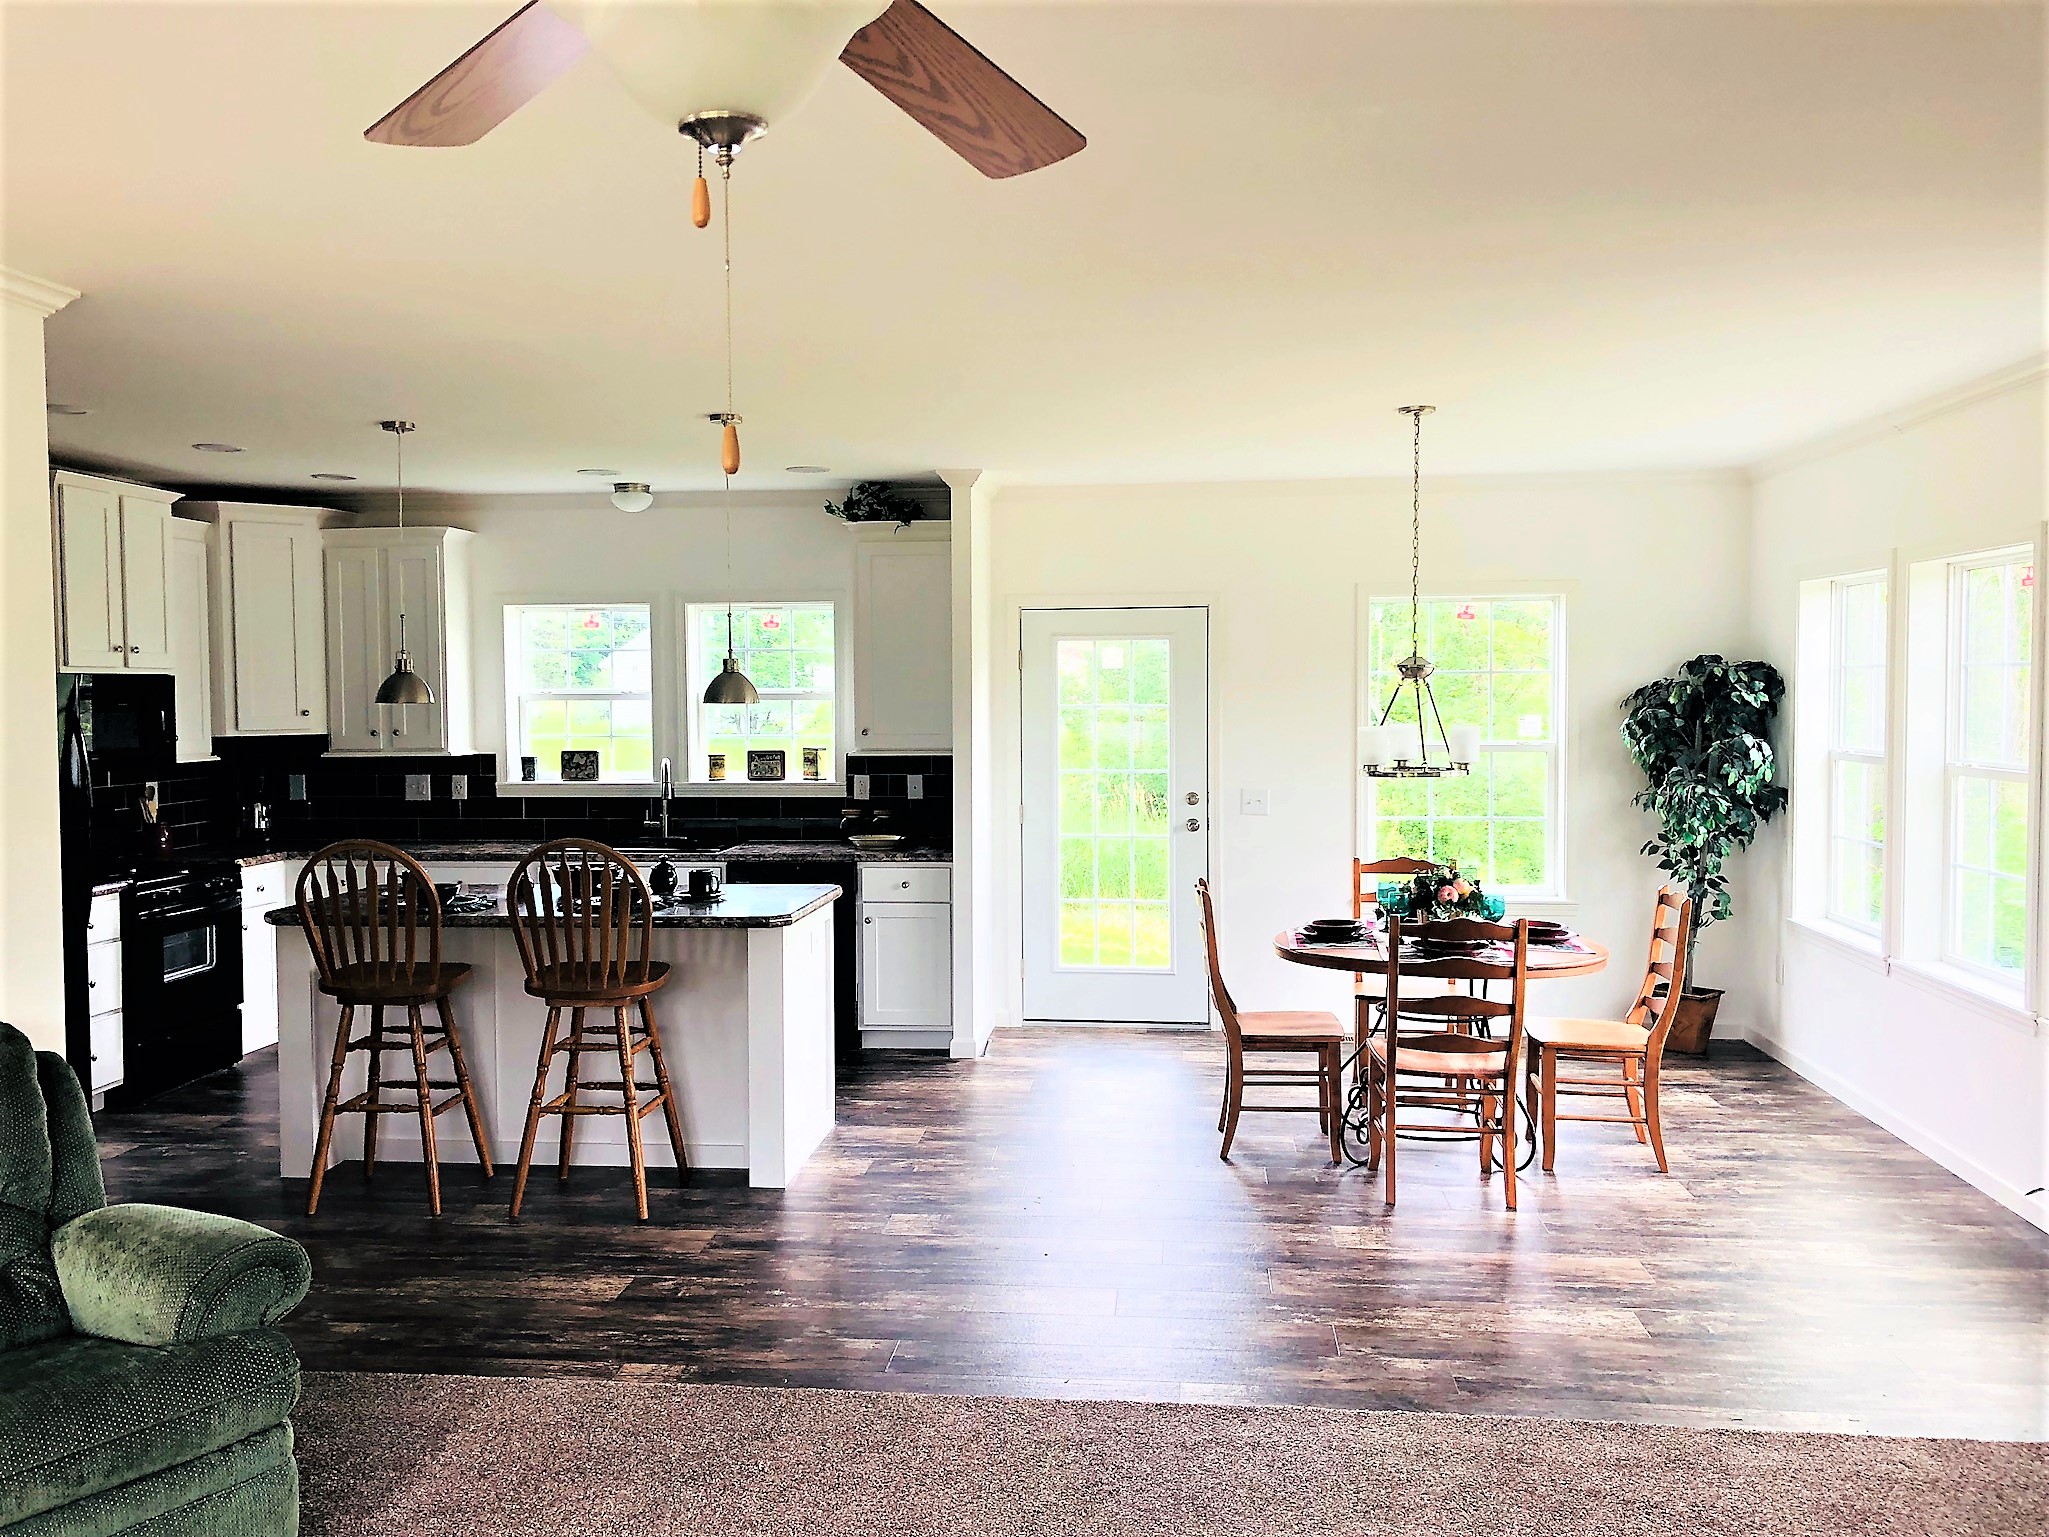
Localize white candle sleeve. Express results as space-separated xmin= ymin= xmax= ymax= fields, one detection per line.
xmin=1449 ymin=724 xmax=1483 ymax=764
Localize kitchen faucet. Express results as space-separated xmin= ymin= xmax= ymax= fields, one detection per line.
xmin=645 ymin=756 xmax=674 ymax=841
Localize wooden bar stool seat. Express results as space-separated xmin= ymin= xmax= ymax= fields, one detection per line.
xmin=298 ymin=841 xmax=494 ymax=1218
xmin=507 ymin=840 xmax=687 ymax=1222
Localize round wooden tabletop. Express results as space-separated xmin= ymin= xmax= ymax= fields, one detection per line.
xmin=1273 ymin=930 xmax=1610 ymax=980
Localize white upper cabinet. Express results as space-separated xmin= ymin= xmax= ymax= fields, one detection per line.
xmin=853 ymin=534 xmax=952 ymax=752
xmin=182 ymin=503 xmax=331 ymax=734
xmin=166 ymin=521 xmax=215 ymax=762
xmin=52 ymin=471 xmax=181 ymax=672
xmin=323 ymin=527 xmax=472 ymax=755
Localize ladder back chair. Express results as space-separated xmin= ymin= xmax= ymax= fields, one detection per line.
xmin=1197 ymin=879 xmax=1346 ymax=1165
xmin=296 ymin=840 xmax=492 ymax=1216
xmin=506 ymin=839 xmax=685 ymax=1221
xmin=1363 ymin=915 xmax=1531 ymax=1209
xmin=1351 ymin=856 xmax=1448 ymax=1046
xmin=1526 ymin=886 xmax=1692 ymax=1174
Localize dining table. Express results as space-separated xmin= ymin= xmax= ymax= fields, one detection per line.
xmin=1272 ymin=922 xmax=1610 ymax=1166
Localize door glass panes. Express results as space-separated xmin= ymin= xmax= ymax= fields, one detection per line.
xmin=509 ymin=604 xmax=655 ymax=781
xmin=1367 ymin=598 xmax=1557 ymax=890
xmin=1056 ymin=636 xmax=1172 ymax=969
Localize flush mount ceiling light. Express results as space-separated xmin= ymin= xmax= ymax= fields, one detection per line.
xmin=373 ymin=419 xmax=435 ymax=708
xmin=610 ymin=482 xmax=654 ymax=513
xmin=47 ymin=404 xmax=88 ymax=416
xmin=1361 ymin=406 xmax=1475 ymax=781
xmin=191 ymin=442 xmax=243 ymax=453
xmin=311 ymin=472 xmax=357 ymax=482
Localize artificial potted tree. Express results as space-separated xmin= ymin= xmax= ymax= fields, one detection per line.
xmin=1620 ymin=654 xmax=1788 ymax=1054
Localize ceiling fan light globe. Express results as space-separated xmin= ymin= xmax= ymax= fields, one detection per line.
xmin=703 ymin=655 xmax=760 ymax=706
xmin=610 ymin=482 xmax=655 ymax=513
xmin=561 ymin=0 xmax=891 ymax=133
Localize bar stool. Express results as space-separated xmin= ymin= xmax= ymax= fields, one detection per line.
xmin=506 ymin=839 xmax=686 ymax=1222
xmin=298 ymin=840 xmax=493 ymax=1216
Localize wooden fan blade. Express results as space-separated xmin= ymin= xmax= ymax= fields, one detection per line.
xmin=365 ymin=1 xmax=588 ymax=147
xmin=840 ymin=0 xmax=1084 ymax=179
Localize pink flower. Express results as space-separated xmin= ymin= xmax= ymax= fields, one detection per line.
xmin=1436 ymin=885 xmax=1457 ymax=904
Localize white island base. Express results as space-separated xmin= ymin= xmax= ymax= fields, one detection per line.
xmin=273 ymin=888 xmax=839 ymax=1190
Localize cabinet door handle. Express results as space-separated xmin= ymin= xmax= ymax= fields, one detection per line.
xmin=87 ymin=979 xmax=96 ymax=989
xmin=861 ymin=727 xmax=871 ymax=736
xmin=300 ymin=709 xmax=311 ymax=718
xmin=864 ymin=916 xmax=873 ymax=924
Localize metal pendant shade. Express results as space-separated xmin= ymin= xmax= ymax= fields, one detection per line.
xmin=375 ymin=419 xmax=436 ymax=709
xmin=703 ymin=652 xmax=760 ymax=706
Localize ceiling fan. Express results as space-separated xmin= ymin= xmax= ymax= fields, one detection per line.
xmin=364 ymin=0 xmax=1085 ymax=180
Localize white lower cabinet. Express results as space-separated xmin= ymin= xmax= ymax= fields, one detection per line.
xmin=85 ymin=891 xmax=123 ymax=1094
xmin=240 ymin=864 xmax=288 ymax=1054
xmin=858 ymin=864 xmax=952 ymax=1049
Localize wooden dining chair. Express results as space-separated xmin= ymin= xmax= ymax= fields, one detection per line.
xmin=1526 ymin=886 xmax=1692 ymax=1174
xmin=297 ymin=840 xmax=493 ymax=1217
xmin=506 ymin=839 xmax=686 ymax=1221
xmin=1196 ymin=879 xmax=1346 ymax=1164
xmin=1362 ymin=914 xmax=1530 ymax=1209
xmin=1351 ymin=856 xmax=1446 ymax=1046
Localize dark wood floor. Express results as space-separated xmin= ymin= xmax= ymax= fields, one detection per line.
xmin=97 ymin=1029 xmax=2047 ymax=1438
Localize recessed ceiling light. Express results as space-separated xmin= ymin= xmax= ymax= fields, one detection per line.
xmin=576 ymin=468 xmax=619 ymax=477
xmin=311 ymin=472 xmax=357 ymax=482
xmin=47 ymin=404 xmax=88 ymax=416
xmin=785 ymin=465 xmax=831 ymax=474
xmin=191 ymin=442 xmax=243 ymax=453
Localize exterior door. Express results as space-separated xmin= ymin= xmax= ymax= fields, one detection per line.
xmin=1022 ymin=607 xmax=1210 ymax=1024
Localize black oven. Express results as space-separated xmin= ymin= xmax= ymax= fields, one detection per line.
xmin=110 ymin=865 xmax=244 ymax=1107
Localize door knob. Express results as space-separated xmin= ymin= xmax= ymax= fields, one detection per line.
xmin=1185 ymin=818 xmax=1201 ymax=832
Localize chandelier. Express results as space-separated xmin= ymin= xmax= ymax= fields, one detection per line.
xmin=1362 ymin=405 xmax=1477 ymax=779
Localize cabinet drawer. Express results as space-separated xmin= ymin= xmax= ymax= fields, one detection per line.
xmin=89 ymin=1010 xmax=124 ymax=1092
xmin=86 ymin=891 xmax=122 ymax=942
xmin=241 ymin=864 xmax=289 ymax=910
xmin=86 ymin=941 xmax=123 ymax=1012
xmin=859 ymin=865 xmax=951 ymax=903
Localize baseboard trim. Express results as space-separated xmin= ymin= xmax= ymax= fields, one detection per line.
xmin=1733 ymin=1023 xmax=2048 ymax=1234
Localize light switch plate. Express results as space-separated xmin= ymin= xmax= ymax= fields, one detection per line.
xmin=852 ymin=774 xmax=871 ymax=800
xmin=287 ymin=774 xmax=307 ymax=802
xmin=450 ymin=775 xmax=469 ymax=801
xmin=907 ymin=774 xmax=924 ymax=800
xmin=1239 ymin=788 xmax=1270 ymax=816
xmin=405 ymin=774 xmax=431 ymax=802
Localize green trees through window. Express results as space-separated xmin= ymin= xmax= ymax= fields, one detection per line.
xmin=509 ymin=604 xmax=654 ymax=782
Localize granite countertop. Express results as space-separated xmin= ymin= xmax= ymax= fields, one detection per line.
xmin=235 ymin=840 xmax=948 ymax=869
xmin=267 ymin=881 xmax=842 ymax=930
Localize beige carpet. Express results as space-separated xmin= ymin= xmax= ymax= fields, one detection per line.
xmin=295 ymin=1372 xmax=2047 ymax=1537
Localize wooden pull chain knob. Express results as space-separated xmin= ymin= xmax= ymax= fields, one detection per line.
xmin=691 ymin=175 xmax=711 ymax=230
xmin=721 ymin=420 xmax=741 ymax=476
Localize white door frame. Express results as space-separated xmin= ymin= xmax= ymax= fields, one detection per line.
xmin=1019 ymin=604 xmax=1213 ymax=1026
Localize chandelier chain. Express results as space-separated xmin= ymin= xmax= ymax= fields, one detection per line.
xmin=1408 ymin=405 xmax=1422 ymax=661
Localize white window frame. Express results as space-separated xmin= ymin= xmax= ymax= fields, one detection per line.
xmin=682 ymin=599 xmax=844 ymax=787
xmin=1941 ymin=551 xmax=2033 ymax=985
xmin=1361 ymin=594 xmax=1567 ymax=900
xmin=1825 ymin=573 xmax=1888 ymax=933
xmin=502 ymin=601 xmax=659 ymax=787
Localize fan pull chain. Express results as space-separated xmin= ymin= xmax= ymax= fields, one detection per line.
xmin=719 ymin=157 xmax=741 ymax=476
xmin=691 ymin=142 xmax=710 ymax=229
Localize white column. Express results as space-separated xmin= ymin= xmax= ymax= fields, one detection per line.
xmin=1 ymin=268 xmax=79 ymax=1053
xmin=941 ymin=469 xmax=998 ymax=1057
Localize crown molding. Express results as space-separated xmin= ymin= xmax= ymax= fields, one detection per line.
xmin=0 ymin=267 xmax=80 ymax=318
xmin=1748 ymin=353 xmax=2049 ymax=481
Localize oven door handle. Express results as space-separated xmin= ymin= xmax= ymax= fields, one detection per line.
xmin=133 ymin=903 xmax=239 ymax=928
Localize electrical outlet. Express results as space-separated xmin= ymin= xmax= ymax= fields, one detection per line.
xmin=852 ymin=774 xmax=871 ymax=800
xmin=287 ymin=775 xmax=307 ymax=802
xmin=450 ymin=774 xmax=469 ymax=801
xmin=404 ymin=774 xmax=431 ymax=802
xmin=907 ymin=774 xmax=924 ymax=800
xmin=1239 ymin=788 xmax=1269 ymax=816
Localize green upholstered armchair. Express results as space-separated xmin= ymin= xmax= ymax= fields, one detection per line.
xmin=0 ymin=1022 xmax=309 ymax=1536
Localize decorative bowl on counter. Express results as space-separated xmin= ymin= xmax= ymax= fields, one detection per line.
xmin=848 ymin=834 xmax=906 ymax=851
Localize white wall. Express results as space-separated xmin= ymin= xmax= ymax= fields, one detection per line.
xmin=1 ymin=270 xmax=77 ymax=1052
xmin=983 ymin=472 xmax=1755 ymax=1035
xmin=1740 ymin=366 xmax=2048 ymax=1228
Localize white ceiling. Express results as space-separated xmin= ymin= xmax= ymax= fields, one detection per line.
xmin=5 ymin=1 xmax=2042 ymax=495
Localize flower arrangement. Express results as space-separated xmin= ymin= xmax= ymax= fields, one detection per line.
xmin=1380 ymin=864 xmax=1503 ymax=922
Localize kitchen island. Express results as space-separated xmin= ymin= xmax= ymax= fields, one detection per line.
xmin=268 ymin=883 xmax=840 ymax=1190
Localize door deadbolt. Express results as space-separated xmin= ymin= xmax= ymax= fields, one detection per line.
xmin=1185 ymin=818 xmax=1201 ymax=832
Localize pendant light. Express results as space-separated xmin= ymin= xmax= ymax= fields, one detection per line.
xmin=700 ymin=129 xmax=757 ymax=707
xmin=1361 ymin=406 xmax=1472 ymax=780
xmin=373 ymin=419 xmax=435 ymax=707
